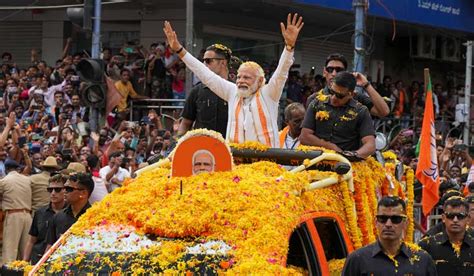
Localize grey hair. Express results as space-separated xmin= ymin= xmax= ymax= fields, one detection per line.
xmin=284 ymin=102 xmax=305 ymax=121
xmin=192 ymin=149 xmax=215 ymax=166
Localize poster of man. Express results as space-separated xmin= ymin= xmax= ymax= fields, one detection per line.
xmin=192 ymin=150 xmax=216 ymax=175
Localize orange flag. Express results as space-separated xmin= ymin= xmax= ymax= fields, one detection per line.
xmin=105 ymin=77 xmax=123 ymax=116
xmin=416 ymin=70 xmax=440 ymax=216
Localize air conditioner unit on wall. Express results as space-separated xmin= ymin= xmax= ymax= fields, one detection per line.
xmin=410 ymin=34 xmax=436 ymax=59
xmin=441 ymin=37 xmax=461 ymax=62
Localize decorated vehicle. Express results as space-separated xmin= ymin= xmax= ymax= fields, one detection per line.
xmin=25 ymin=129 xmax=414 ymax=275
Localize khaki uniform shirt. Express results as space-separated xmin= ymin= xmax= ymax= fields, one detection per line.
xmin=0 ymin=171 xmax=32 ymax=210
xmin=30 ymin=171 xmax=51 ymax=211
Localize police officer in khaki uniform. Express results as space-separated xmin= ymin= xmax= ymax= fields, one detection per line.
xmin=30 ymin=156 xmax=60 ymax=212
xmin=0 ymin=159 xmax=32 ymax=265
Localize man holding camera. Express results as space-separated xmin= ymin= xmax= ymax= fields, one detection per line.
xmin=99 ymin=151 xmax=130 ymax=192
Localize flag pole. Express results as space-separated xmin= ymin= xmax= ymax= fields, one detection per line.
xmin=424 ymin=68 xmax=429 ymax=95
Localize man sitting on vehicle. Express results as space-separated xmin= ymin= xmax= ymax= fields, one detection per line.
xmin=299 ymin=71 xmax=375 ymax=160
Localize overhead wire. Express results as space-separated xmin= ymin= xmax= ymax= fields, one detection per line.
xmin=232 ymin=28 xmax=355 ymax=52
xmin=0 ymin=0 xmax=40 ymax=22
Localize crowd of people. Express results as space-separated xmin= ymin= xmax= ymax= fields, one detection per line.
xmin=0 ymin=13 xmax=472 ymax=274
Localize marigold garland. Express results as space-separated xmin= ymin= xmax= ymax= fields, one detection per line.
xmin=382 ymin=151 xmax=398 ymax=160
xmin=229 ymin=141 xmax=269 ymax=151
xmin=328 ymin=258 xmax=345 ymax=276
xmin=405 ymin=167 xmax=415 ymax=243
xmin=36 ymin=140 xmax=411 ymax=273
xmin=339 ymin=178 xmax=362 ymax=248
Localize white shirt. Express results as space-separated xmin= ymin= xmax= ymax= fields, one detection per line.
xmin=283 ymin=133 xmax=300 ymax=150
xmin=89 ymin=176 xmax=108 ymax=204
xmin=99 ymin=165 xmax=130 ymax=192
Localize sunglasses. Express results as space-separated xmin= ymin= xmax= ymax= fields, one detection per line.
xmin=325 ymin=66 xmax=345 ymax=73
xmin=64 ymin=186 xmax=85 ymax=193
xmin=47 ymin=187 xmax=64 ymax=193
xmin=328 ymin=87 xmax=349 ymax=99
xmin=376 ymin=215 xmax=407 ymax=224
xmin=444 ymin=212 xmax=468 ymax=220
xmin=203 ymin=58 xmax=224 ymax=64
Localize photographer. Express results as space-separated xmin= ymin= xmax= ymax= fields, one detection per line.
xmin=440 ymin=138 xmax=472 ymax=174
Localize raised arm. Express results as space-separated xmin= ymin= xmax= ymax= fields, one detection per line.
xmin=163 ymin=21 xmax=235 ymax=102
xmin=266 ymin=13 xmax=303 ymax=102
xmin=353 ymin=72 xmax=390 ymax=117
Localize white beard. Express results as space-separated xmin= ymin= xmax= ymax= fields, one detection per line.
xmin=237 ymin=81 xmax=260 ymax=98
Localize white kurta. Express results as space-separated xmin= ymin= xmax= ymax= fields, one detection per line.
xmin=181 ymin=48 xmax=294 ymax=148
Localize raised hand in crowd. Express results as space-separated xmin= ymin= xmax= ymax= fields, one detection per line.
xmin=280 ymin=13 xmax=304 ymax=49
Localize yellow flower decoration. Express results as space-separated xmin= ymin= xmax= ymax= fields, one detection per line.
xmin=452 ymin=241 xmax=462 ymax=257
xmin=405 ymin=168 xmax=415 ymax=243
xmin=316 ymin=110 xmax=330 ymax=121
xmin=229 ymin=141 xmax=269 ymax=151
xmin=340 ymin=115 xmax=351 ymax=121
xmin=37 ymin=139 xmax=412 ymax=274
xmin=382 ymin=151 xmax=398 ymax=160
xmin=211 ymin=43 xmax=232 ymax=55
xmin=316 ymin=91 xmax=328 ymax=102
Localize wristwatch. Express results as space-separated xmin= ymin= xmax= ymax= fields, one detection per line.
xmin=362 ymin=82 xmax=371 ymax=89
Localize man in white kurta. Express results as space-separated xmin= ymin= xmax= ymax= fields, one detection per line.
xmin=163 ymin=14 xmax=304 ymax=148
xmin=180 ymin=49 xmax=293 ymax=147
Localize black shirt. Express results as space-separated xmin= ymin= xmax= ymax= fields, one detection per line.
xmin=306 ymin=87 xmax=374 ymax=111
xmin=302 ymin=95 xmax=375 ymax=151
xmin=424 ymin=222 xmax=445 ymax=238
xmin=419 ymin=229 xmax=474 ymax=276
xmin=29 ymin=204 xmax=57 ymax=263
xmin=46 ymin=202 xmax=91 ymax=246
xmin=181 ymin=83 xmax=228 ymax=137
xmin=342 ymin=241 xmax=437 ymax=276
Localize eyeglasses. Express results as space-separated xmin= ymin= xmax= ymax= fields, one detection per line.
xmin=203 ymin=58 xmax=224 ymax=64
xmin=376 ymin=215 xmax=407 ymax=224
xmin=64 ymin=186 xmax=85 ymax=193
xmin=47 ymin=187 xmax=64 ymax=193
xmin=325 ymin=66 xmax=345 ymax=73
xmin=328 ymin=87 xmax=349 ymax=99
xmin=444 ymin=212 xmax=468 ymax=220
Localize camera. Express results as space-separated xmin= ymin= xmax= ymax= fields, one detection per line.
xmin=454 ymin=144 xmax=468 ymax=151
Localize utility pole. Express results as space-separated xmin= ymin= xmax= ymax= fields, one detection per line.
xmin=89 ymin=0 xmax=102 ymax=132
xmin=185 ymin=0 xmax=194 ymax=96
xmin=91 ymin=0 xmax=101 ymax=59
xmin=464 ymin=41 xmax=472 ymax=145
xmin=353 ymin=0 xmax=367 ymax=73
